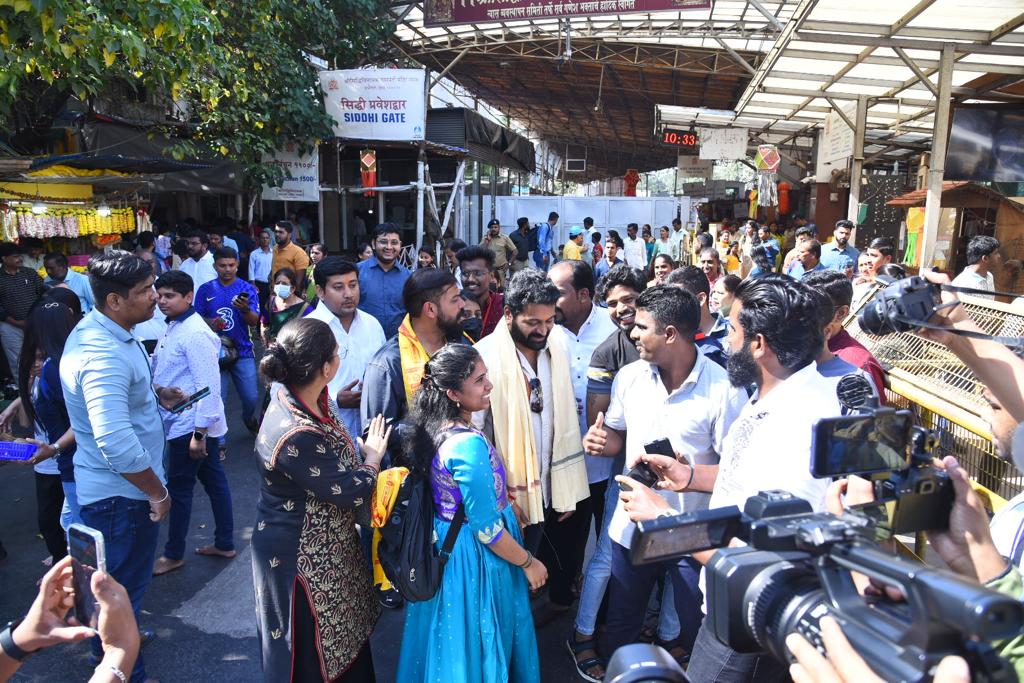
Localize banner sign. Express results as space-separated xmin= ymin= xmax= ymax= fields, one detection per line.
xmin=319 ymin=69 xmax=425 ymax=141
xmin=262 ymin=142 xmax=319 ymax=202
xmin=821 ymin=102 xmax=857 ymax=164
xmin=425 ymin=0 xmax=711 ymax=26
xmin=677 ymin=155 xmax=714 ymax=179
xmin=698 ymin=127 xmax=748 ymax=160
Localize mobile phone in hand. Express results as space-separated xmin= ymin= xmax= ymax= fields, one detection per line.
xmin=67 ymin=524 xmax=106 ymax=629
xmin=170 ymin=386 xmax=211 ymax=414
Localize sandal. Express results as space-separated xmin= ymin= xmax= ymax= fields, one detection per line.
xmin=566 ymin=633 xmax=605 ymax=682
xmin=638 ymin=625 xmax=657 ymax=643
xmin=655 ymin=636 xmax=690 ymax=666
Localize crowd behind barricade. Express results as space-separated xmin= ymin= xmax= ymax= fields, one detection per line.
xmin=0 ymin=210 xmax=1020 ymax=683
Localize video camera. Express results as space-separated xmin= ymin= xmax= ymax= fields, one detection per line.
xmin=627 ymin=407 xmax=1023 ymax=682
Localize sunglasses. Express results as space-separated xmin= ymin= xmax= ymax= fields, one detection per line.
xmin=528 ymin=378 xmax=543 ymax=414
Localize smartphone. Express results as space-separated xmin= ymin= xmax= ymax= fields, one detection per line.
xmin=169 ymin=386 xmax=211 ymax=414
xmin=67 ymin=524 xmax=106 ymax=629
xmin=619 ymin=438 xmax=676 ymax=491
xmin=810 ymin=410 xmax=914 ymax=478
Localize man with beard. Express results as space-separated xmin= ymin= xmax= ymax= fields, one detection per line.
xmin=306 ymin=256 xmax=385 ymax=439
xmin=456 ymin=245 xmax=504 ymax=338
xmin=358 ymin=223 xmax=411 ymax=338
xmin=582 ymin=285 xmax=746 ymax=667
xmin=179 ymin=229 xmax=218 ymax=288
xmin=270 ymin=220 xmax=310 ymax=293
xmin=473 ymin=269 xmax=590 ymax=621
xmin=618 ymin=273 xmax=842 ymax=683
xmin=820 ymin=219 xmax=860 ymax=276
xmin=360 ymin=268 xmax=466 ymax=459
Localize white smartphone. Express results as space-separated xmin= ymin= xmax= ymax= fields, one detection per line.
xmin=67 ymin=524 xmax=106 ymax=629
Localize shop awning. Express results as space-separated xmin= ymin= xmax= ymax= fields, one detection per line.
xmin=29 ymin=153 xmax=212 ymax=175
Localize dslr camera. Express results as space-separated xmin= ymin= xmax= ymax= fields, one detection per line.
xmin=628 ymin=407 xmax=1023 ymax=682
xmin=859 ymin=275 xmax=944 ymax=336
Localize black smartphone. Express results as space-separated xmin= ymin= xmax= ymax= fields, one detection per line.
xmin=67 ymin=524 xmax=106 ymax=629
xmin=810 ymin=410 xmax=913 ymax=478
xmin=170 ymin=386 xmax=211 ymax=414
xmin=620 ymin=438 xmax=674 ymax=491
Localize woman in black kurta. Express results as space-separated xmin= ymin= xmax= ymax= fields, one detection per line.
xmin=252 ymin=318 xmax=391 ymax=682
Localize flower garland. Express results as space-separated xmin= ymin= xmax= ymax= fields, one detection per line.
xmin=8 ymin=206 xmax=136 ymax=239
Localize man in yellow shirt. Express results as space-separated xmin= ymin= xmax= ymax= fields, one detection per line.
xmin=563 ymin=226 xmax=585 ymax=261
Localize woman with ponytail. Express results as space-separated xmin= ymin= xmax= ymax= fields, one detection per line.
xmin=251 ymin=317 xmax=391 ymax=682
xmin=396 ymin=343 xmax=546 ymax=682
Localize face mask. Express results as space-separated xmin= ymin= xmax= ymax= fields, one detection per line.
xmin=460 ymin=317 xmax=483 ymax=338
xmin=274 ymin=284 xmax=292 ymax=298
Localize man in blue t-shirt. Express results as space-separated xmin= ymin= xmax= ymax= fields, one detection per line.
xmin=195 ymin=247 xmax=261 ymax=436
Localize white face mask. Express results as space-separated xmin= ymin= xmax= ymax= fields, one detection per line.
xmin=274 ymin=283 xmax=292 ymax=298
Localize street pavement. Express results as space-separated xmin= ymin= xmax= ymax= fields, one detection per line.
xmin=0 ymin=388 xmax=583 ymax=682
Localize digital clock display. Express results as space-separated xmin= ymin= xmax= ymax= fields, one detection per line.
xmin=660 ymin=129 xmax=699 ymax=149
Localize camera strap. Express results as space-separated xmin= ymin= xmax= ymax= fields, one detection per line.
xmin=941 ymin=283 xmax=1023 ymax=300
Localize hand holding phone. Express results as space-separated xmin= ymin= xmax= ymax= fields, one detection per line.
xmin=170 ymin=386 xmax=211 ymax=414
xmin=68 ymin=524 xmax=106 ymax=630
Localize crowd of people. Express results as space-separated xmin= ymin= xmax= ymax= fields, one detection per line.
xmin=0 ymin=210 xmax=1019 ymax=683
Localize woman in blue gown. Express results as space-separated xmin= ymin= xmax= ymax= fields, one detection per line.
xmin=396 ymin=344 xmax=546 ymax=683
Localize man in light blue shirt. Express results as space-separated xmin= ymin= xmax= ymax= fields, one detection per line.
xmin=43 ymin=252 xmax=94 ymax=313
xmin=533 ymin=211 xmax=558 ymax=270
xmin=820 ymin=219 xmax=860 ymax=276
xmin=60 ymin=251 xmax=185 ymax=683
xmin=788 ymin=239 xmax=828 ymax=280
xmin=357 ymin=223 xmax=411 ymax=338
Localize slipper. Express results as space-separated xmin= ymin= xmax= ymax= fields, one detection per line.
xmin=195 ymin=545 xmax=237 ymax=559
xmin=566 ymin=635 xmax=604 ymax=682
xmin=655 ymin=636 xmax=691 ymax=666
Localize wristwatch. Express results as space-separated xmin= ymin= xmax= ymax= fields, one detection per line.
xmin=192 ymin=430 xmax=206 ymax=441
xmin=1 ymin=620 xmax=36 ymax=661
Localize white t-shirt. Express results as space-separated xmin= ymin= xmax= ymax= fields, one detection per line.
xmin=605 ymin=351 xmax=747 ymax=548
xmin=623 ymin=236 xmax=648 ymax=269
xmin=951 ymin=267 xmax=995 ymax=300
xmin=179 ymin=251 xmax=218 ymax=288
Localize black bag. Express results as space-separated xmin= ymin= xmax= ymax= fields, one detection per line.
xmin=377 ymin=470 xmax=465 ymax=602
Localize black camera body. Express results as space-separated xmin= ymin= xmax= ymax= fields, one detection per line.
xmin=635 ymin=491 xmax=1023 ymax=682
xmin=859 ymin=275 xmax=943 ymax=335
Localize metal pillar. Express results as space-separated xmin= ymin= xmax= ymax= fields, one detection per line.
xmin=847 ymin=94 xmax=868 ymax=241
xmin=416 ymin=156 xmax=425 ymax=252
xmin=341 ymin=191 xmax=349 ymax=250
xmin=920 ymin=44 xmax=954 ymax=271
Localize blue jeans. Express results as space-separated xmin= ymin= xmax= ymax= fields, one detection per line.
xmin=80 ymin=496 xmax=160 ymax=683
xmin=163 ymin=434 xmax=233 ymax=561
xmin=221 ymin=356 xmax=259 ymax=424
xmin=574 ymin=476 xmax=621 ymax=636
xmin=60 ymin=480 xmax=81 ymax=531
xmin=605 ymin=542 xmax=703 ymax=657
xmin=686 ymin=622 xmax=787 ymax=683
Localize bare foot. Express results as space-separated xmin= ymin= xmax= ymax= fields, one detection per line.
xmin=195 ymin=544 xmax=237 ymax=559
xmin=152 ymin=556 xmax=185 ymax=576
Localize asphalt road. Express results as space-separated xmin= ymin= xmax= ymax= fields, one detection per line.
xmin=0 ymin=388 xmax=582 ymax=682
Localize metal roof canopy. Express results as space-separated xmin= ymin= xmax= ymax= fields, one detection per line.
xmin=391 ymin=0 xmax=805 ymax=180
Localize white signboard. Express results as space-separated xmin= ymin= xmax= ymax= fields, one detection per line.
xmin=821 ymin=102 xmax=857 ymax=164
xmin=261 ymin=143 xmax=319 ymax=202
xmin=320 ymin=69 xmax=426 ymax=141
xmin=677 ymin=155 xmax=714 ymax=180
xmin=698 ymin=127 xmax=748 ymax=160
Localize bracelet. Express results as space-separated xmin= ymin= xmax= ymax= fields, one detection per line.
xmin=682 ymin=464 xmax=696 ymax=490
xmin=105 ymin=664 xmax=127 ymax=682
xmin=150 ymin=487 xmax=169 ymax=504
xmin=517 ymin=551 xmax=533 ymax=569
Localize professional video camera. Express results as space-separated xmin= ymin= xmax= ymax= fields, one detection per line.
xmin=628 ymin=407 xmax=1024 ymax=682
xmin=859 ymin=276 xmax=1024 ymax=355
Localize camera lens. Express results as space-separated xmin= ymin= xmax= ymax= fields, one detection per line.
xmin=743 ymin=563 xmax=824 ymax=662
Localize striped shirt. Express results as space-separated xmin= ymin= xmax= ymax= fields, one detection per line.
xmin=0 ymin=267 xmax=44 ymax=321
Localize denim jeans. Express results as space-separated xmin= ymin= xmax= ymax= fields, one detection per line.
xmin=686 ymin=622 xmax=788 ymax=683
xmin=80 ymin=496 xmax=160 ymax=683
xmin=60 ymin=480 xmax=81 ymax=531
xmin=604 ymin=542 xmax=703 ymax=657
xmin=574 ymin=476 xmax=622 ymax=636
xmin=163 ymin=434 xmax=233 ymax=561
xmin=221 ymin=356 xmax=259 ymax=423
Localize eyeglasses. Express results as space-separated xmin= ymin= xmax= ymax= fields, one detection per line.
xmin=528 ymin=378 xmax=543 ymax=413
xmin=462 ymin=269 xmax=490 ymax=279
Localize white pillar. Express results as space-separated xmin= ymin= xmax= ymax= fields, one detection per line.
xmin=847 ymin=94 xmax=868 ymax=242
xmin=920 ymin=44 xmax=953 ymax=272
xmin=416 ymin=158 xmax=425 ymax=252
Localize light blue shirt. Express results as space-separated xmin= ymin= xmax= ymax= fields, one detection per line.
xmin=45 ymin=268 xmax=94 ymax=313
xmin=820 ymin=241 xmax=859 ymax=274
xmin=357 ymin=257 xmax=411 ymax=339
xmin=788 ymin=260 xmax=826 ymax=279
xmin=60 ymin=309 xmax=166 ymax=506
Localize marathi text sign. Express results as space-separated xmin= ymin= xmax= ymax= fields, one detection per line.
xmin=698 ymin=127 xmax=748 ymax=160
xmin=425 ymin=0 xmax=711 ymax=26
xmin=262 ymin=144 xmax=319 ymax=202
xmin=320 ymin=69 xmax=425 ymax=141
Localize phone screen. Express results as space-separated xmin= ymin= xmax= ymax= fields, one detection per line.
xmin=811 ymin=411 xmax=913 ymax=477
xmin=67 ymin=525 xmax=105 ymax=629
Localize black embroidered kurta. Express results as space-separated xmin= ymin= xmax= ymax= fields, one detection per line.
xmin=252 ymin=384 xmax=380 ymax=681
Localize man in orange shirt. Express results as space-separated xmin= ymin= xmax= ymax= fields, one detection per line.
xmin=271 ymin=220 xmax=311 ymax=293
